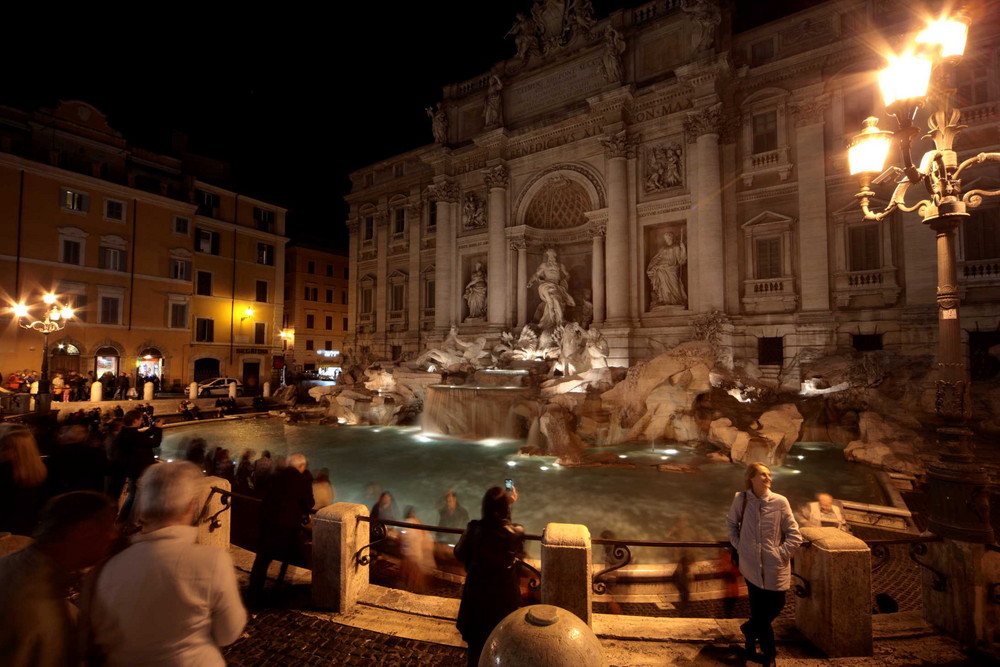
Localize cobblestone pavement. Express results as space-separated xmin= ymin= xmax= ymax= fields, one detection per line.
xmin=222 ymin=607 xmax=466 ymax=667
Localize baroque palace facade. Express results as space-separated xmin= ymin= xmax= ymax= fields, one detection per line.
xmin=345 ymin=0 xmax=1000 ymax=381
xmin=0 ymin=101 xmax=287 ymax=391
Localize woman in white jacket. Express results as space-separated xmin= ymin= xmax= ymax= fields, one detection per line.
xmin=727 ymin=463 xmax=802 ymax=666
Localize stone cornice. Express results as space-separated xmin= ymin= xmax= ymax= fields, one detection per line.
xmin=636 ymin=196 xmax=693 ymax=218
xmin=735 ymin=183 xmax=798 ymax=204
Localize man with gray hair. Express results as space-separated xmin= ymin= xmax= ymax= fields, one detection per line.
xmin=87 ymin=461 xmax=246 ymax=665
xmin=248 ymin=452 xmax=314 ymax=606
xmin=0 ymin=491 xmax=117 ymax=667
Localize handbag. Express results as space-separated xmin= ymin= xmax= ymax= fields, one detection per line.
xmin=730 ymin=491 xmax=748 ymax=567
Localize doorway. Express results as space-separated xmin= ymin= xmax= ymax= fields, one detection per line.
xmin=242 ymin=361 xmax=261 ymax=395
xmin=194 ymin=358 xmax=221 ymax=382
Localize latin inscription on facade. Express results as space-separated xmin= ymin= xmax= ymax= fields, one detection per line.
xmin=508 ymin=54 xmax=605 ymax=121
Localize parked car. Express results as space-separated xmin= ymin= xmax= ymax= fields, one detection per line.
xmin=197 ymin=377 xmax=244 ymax=397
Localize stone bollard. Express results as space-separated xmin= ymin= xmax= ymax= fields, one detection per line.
xmin=197 ymin=476 xmax=231 ymax=550
xmin=189 ymin=382 xmax=198 ymax=400
xmin=229 ymin=382 xmax=237 ymax=398
xmin=920 ymin=539 xmax=1000 ymax=656
xmin=795 ymin=527 xmax=872 ymax=657
xmin=541 ymin=523 xmax=592 ymax=625
xmin=481 ymin=605 xmax=606 ymax=667
xmin=312 ymin=502 xmax=371 ymax=612
xmin=91 ymin=381 xmax=104 ymax=402
xmin=263 ymin=381 xmax=271 ymax=398
xmin=143 ymin=382 xmax=154 ymax=401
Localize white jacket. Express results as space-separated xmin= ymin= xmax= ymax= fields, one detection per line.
xmin=727 ymin=488 xmax=802 ymax=591
xmin=90 ymin=525 xmax=246 ymax=666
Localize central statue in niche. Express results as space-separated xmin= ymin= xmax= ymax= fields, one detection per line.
xmin=527 ymin=248 xmax=575 ymax=329
xmin=647 ymin=231 xmax=688 ymax=308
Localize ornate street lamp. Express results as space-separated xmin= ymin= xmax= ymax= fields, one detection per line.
xmin=848 ymin=7 xmax=999 ymax=542
xmin=12 ymin=293 xmax=75 ymax=412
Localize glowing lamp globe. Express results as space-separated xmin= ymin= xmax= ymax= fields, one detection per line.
xmin=879 ymin=52 xmax=932 ymax=109
xmin=849 ymin=118 xmax=894 ymax=176
xmin=917 ymin=17 xmax=968 ymax=59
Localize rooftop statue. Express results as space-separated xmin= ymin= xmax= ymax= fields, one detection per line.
xmin=425 ymin=103 xmax=448 ymax=144
xmin=483 ymin=75 xmax=504 ymax=129
xmin=681 ymin=0 xmax=721 ymax=52
xmin=600 ymin=27 xmax=626 ymax=83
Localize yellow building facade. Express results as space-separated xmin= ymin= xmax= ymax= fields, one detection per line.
xmin=282 ymin=243 xmax=350 ymax=377
xmin=0 ymin=101 xmax=286 ymax=392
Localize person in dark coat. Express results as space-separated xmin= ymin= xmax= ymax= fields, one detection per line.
xmin=109 ymin=410 xmax=163 ymax=523
xmin=248 ymin=453 xmax=313 ymax=606
xmin=45 ymin=424 xmax=108 ymax=496
xmin=455 ymin=486 xmax=525 ymax=667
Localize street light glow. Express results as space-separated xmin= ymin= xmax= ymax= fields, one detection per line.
xmin=917 ymin=17 xmax=968 ymax=58
xmin=42 ymin=293 xmax=56 ymax=305
xmin=878 ymin=52 xmax=932 ymax=108
xmin=13 ymin=303 xmax=29 ymax=318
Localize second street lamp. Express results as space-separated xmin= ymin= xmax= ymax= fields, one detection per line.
xmin=12 ymin=293 xmax=75 ymax=413
xmin=848 ymin=6 xmax=999 ymax=542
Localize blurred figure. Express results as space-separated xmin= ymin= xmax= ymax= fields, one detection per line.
xmin=455 ymin=485 xmax=524 ymax=667
xmin=0 ymin=491 xmax=117 ymax=667
xmin=184 ymin=437 xmax=208 ymax=472
xmin=0 ymin=425 xmax=49 ymax=535
xmin=214 ymin=448 xmax=234 ymax=483
xmin=248 ymin=453 xmax=313 ymax=606
xmin=87 ymin=462 xmax=246 ymax=664
xmin=668 ymin=513 xmax=696 ymax=614
xmin=370 ymin=491 xmax=399 ymax=523
xmin=235 ymin=449 xmax=256 ymax=493
xmin=400 ymin=506 xmax=433 ymax=593
xmin=312 ymin=467 xmax=335 ymax=510
xmin=799 ymin=492 xmax=850 ymax=532
xmin=252 ymin=450 xmax=274 ymax=493
xmin=720 ymin=547 xmax=742 ymax=618
xmin=437 ymin=489 xmax=469 ymax=539
xmin=109 ymin=410 xmax=164 ymax=525
xmin=45 ymin=423 xmax=107 ymax=495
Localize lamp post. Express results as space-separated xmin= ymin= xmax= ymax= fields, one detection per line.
xmin=848 ymin=8 xmax=999 ymax=542
xmin=12 ymin=293 xmax=75 ymax=413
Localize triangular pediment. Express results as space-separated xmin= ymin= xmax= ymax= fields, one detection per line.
xmin=741 ymin=210 xmax=795 ymax=230
xmin=388 ymin=269 xmax=408 ymax=280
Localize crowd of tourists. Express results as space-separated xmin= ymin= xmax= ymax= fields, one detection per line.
xmin=0 ymin=405 xmax=808 ymax=667
xmin=2 ymin=369 xmax=161 ymax=403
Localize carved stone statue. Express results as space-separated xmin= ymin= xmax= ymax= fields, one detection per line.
xmin=507 ymin=12 xmax=540 ymax=60
xmin=647 ymin=231 xmax=688 ymax=308
xmin=425 ymin=103 xmax=448 ymax=144
xmin=585 ymin=328 xmax=610 ymax=369
xmin=463 ymin=262 xmax=487 ymax=319
xmin=527 ymin=248 xmax=575 ymax=330
xmin=680 ymin=0 xmax=721 ymax=52
xmin=577 ymin=288 xmax=593 ymax=328
xmin=600 ymin=27 xmax=626 ymax=83
xmin=566 ymin=0 xmax=596 ymax=37
xmin=645 ymin=143 xmax=683 ymax=193
xmin=483 ymin=75 xmax=504 ymax=129
xmin=463 ymin=193 xmax=487 ymax=229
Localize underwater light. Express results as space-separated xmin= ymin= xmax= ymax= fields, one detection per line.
xmin=540 ymin=466 xmax=550 ymax=471
xmin=506 ymin=461 xmax=517 ymax=467
xmin=664 ymin=448 xmax=679 ymax=455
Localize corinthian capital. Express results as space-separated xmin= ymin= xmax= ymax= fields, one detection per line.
xmin=426 ymin=180 xmax=460 ymax=203
xmin=483 ymin=164 xmax=509 ymax=189
xmin=684 ymin=103 xmax=724 ymax=142
xmin=789 ymin=97 xmax=830 ymax=127
xmin=602 ymin=130 xmax=636 ymax=159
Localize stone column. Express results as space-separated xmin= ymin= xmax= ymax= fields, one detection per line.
xmin=685 ymin=105 xmax=725 ymax=312
xmin=346 ymin=220 xmax=360 ymax=343
xmin=792 ymin=98 xmax=831 ymax=311
xmin=514 ymin=239 xmax=528 ymax=327
xmin=374 ymin=210 xmax=389 ymax=337
xmin=485 ymin=164 xmax=509 ymax=326
xmin=406 ymin=201 xmax=422 ymax=338
xmin=590 ymin=225 xmax=606 ymax=325
xmin=794 ymin=527 xmax=873 ymax=657
xmin=430 ymin=181 xmax=459 ymax=330
xmin=312 ymin=502 xmax=371 ymax=613
xmin=602 ymin=132 xmax=632 ymax=323
xmin=541 ymin=522 xmax=592 ymax=625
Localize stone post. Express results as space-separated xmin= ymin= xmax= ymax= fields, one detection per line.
xmin=91 ymin=381 xmax=104 ymax=402
xmin=143 ymin=382 xmax=154 ymax=401
xmin=794 ymin=527 xmax=873 ymax=657
xmin=485 ymin=164 xmax=509 ymax=326
xmin=792 ymin=97 xmax=831 ymax=311
xmin=312 ymin=502 xmax=371 ymax=612
xmin=188 ymin=382 xmax=198 ymax=400
xmin=262 ymin=381 xmax=271 ymax=398
xmin=228 ymin=382 xmax=237 ymax=398
xmin=197 ymin=476 xmax=231 ymax=550
xmin=541 ymin=522 xmax=592 ymax=625
xmin=920 ymin=539 xmax=1000 ymax=656
xmin=685 ymin=105 xmax=725 ymax=312
xmin=603 ymin=132 xmax=631 ymax=323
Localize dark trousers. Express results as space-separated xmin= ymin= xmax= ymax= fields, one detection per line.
xmin=743 ymin=580 xmax=786 ymax=657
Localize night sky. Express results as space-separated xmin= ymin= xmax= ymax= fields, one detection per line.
xmin=3 ymin=1 xmax=812 ymax=253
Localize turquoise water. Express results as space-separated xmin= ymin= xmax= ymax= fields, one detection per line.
xmin=163 ymin=418 xmax=884 ymax=551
